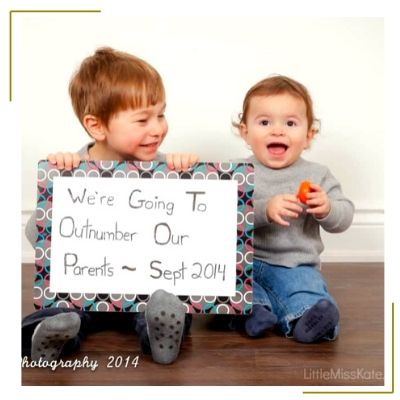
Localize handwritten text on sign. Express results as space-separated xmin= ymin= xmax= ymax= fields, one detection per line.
xmin=50 ymin=177 xmax=238 ymax=296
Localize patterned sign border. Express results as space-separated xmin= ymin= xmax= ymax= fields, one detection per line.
xmin=34 ymin=161 xmax=254 ymax=314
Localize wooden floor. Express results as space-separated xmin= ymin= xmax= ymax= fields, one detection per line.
xmin=21 ymin=263 xmax=384 ymax=386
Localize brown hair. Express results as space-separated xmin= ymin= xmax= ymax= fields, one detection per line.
xmin=235 ymin=75 xmax=317 ymax=130
xmin=69 ymin=47 xmax=165 ymax=129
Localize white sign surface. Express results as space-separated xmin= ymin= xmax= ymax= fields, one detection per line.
xmin=50 ymin=176 xmax=238 ymax=296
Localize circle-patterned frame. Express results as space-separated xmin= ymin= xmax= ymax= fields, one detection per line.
xmin=34 ymin=160 xmax=254 ymax=314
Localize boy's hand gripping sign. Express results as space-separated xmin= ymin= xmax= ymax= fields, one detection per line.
xmin=34 ymin=161 xmax=254 ymax=314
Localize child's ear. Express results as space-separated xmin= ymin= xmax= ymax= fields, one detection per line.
xmin=305 ymin=128 xmax=316 ymax=149
xmin=305 ymin=119 xmax=320 ymax=148
xmin=83 ymin=115 xmax=106 ymax=141
xmin=239 ymin=123 xmax=249 ymax=143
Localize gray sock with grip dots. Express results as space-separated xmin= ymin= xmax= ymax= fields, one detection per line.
xmin=31 ymin=312 xmax=81 ymax=361
xmin=145 ymin=289 xmax=186 ymax=364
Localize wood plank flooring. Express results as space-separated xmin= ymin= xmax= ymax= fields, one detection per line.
xmin=21 ymin=263 xmax=384 ymax=386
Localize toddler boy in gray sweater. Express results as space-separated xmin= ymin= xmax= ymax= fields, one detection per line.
xmin=234 ymin=75 xmax=354 ymax=342
xmin=22 ymin=47 xmax=197 ymax=364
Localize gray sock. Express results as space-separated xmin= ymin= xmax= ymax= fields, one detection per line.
xmin=31 ymin=312 xmax=81 ymax=361
xmin=145 ymin=289 xmax=186 ymax=364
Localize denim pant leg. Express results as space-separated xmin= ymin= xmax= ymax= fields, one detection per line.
xmin=252 ymin=263 xmax=273 ymax=311
xmin=253 ymin=259 xmax=339 ymax=340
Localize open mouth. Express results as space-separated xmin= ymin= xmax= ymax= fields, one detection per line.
xmin=140 ymin=142 xmax=159 ymax=149
xmin=267 ymin=142 xmax=288 ymax=156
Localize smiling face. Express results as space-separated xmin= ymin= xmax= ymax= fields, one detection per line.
xmin=240 ymin=93 xmax=315 ymax=169
xmin=85 ymin=101 xmax=168 ymax=161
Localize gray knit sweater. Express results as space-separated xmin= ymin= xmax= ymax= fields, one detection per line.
xmin=248 ymin=155 xmax=354 ymax=268
xmin=25 ymin=143 xmax=165 ymax=249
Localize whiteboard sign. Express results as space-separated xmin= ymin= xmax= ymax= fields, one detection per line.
xmin=34 ymin=161 xmax=254 ymax=314
xmin=51 ymin=177 xmax=237 ymax=295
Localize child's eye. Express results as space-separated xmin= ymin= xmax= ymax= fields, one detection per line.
xmin=287 ymin=120 xmax=296 ymax=127
xmin=158 ymin=114 xmax=165 ymax=119
xmin=137 ymin=119 xmax=148 ymax=124
xmin=260 ymin=119 xmax=270 ymax=126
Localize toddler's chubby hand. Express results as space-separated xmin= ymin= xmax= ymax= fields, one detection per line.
xmin=47 ymin=152 xmax=89 ymax=171
xmin=304 ymin=183 xmax=331 ymax=219
xmin=165 ymin=153 xmax=199 ymax=172
xmin=266 ymin=194 xmax=303 ymax=227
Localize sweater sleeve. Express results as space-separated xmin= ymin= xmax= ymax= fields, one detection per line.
xmin=316 ymin=168 xmax=355 ymax=233
xmin=253 ymin=198 xmax=271 ymax=228
xmin=253 ymin=199 xmax=271 ymax=228
xmin=25 ymin=210 xmax=37 ymax=248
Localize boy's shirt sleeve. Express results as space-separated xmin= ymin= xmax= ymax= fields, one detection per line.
xmin=317 ymin=168 xmax=355 ymax=233
xmin=155 ymin=152 xmax=165 ymax=161
xmin=253 ymin=198 xmax=272 ymax=228
xmin=25 ymin=210 xmax=37 ymax=249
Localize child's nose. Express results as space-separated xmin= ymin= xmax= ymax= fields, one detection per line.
xmin=149 ymin=120 xmax=165 ymax=137
xmin=271 ymin=125 xmax=285 ymax=136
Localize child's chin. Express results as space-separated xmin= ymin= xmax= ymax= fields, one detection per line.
xmin=138 ymin=151 xmax=158 ymax=161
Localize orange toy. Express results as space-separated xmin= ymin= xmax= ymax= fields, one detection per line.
xmin=297 ymin=181 xmax=314 ymax=204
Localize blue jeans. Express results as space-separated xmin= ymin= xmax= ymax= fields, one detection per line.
xmin=252 ymin=259 xmax=339 ymax=340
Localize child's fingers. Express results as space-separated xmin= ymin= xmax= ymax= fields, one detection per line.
xmin=306 ymin=199 xmax=325 ymax=209
xmin=284 ymin=194 xmax=301 ymax=203
xmin=189 ymin=154 xmax=199 ymax=166
xmin=306 ymin=205 xmax=327 ymax=215
xmin=305 ymin=194 xmax=322 ymax=206
xmin=166 ymin=153 xmax=183 ymax=171
xmin=274 ymin=214 xmax=290 ymax=226
xmin=306 ymin=192 xmax=328 ymax=208
xmin=48 ymin=152 xmax=81 ymax=170
xmin=180 ymin=154 xmax=191 ymax=171
xmin=283 ymin=200 xmax=303 ymax=214
xmin=268 ymin=209 xmax=291 ymax=226
xmin=309 ymin=183 xmax=323 ymax=192
xmin=281 ymin=209 xmax=299 ymax=219
xmin=63 ymin=153 xmax=75 ymax=171
xmin=72 ymin=153 xmax=81 ymax=168
xmin=165 ymin=153 xmax=175 ymax=170
xmin=172 ymin=155 xmax=183 ymax=172
xmin=165 ymin=153 xmax=198 ymax=171
xmin=54 ymin=152 xmax=65 ymax=170
xmin=47 ymin=153 xmax=57 ymax=165
xmin=179 ymin=153 xmax=199 ymax=171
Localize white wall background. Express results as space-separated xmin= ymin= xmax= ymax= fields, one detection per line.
xmin=21 ymin=15 xmax=384 ymax=262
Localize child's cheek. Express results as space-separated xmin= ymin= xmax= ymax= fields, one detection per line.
xmin=125 ymin=136 xmax=142 ymax=150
